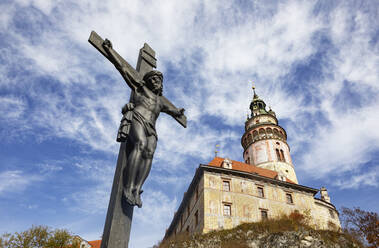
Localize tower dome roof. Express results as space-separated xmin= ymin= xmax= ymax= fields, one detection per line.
xmin=249 ymin=87 xmax=273 ymax=117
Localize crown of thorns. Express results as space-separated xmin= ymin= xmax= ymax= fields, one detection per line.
xmin=143 ymin=70 xmax=163 ymax=82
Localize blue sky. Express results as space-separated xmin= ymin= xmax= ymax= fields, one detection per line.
xmin=0 ymin=0 xmax=378 ymax=247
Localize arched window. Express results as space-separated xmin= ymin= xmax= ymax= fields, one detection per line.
xmin=279 ymin=131 xmax=284 ymax=140
xmin=276 ymin=149 xmax=281 ymax=161
xmin=259 ymin=128 xmax=266 ymax=139
xmin=266 ymin=128 xmax=273 ymax=138
xmin=280 ymin=149 xmax=286 ymax=162
xmin=273 ymin=129 xmax=279 ymax=139
xmin=253 ymin=130 xmax=258 ymax=140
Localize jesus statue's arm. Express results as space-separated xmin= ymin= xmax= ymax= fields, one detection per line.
xmin=102 ymin=39 xmax=143 ymax=90
xmin=161 ymin=98 xmax=185 ymax=117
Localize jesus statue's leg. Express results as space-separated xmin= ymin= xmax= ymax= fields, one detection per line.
xmin=134 ymin=135 xmax=157 ymax=207
xmin=123 ymin=120 xmax=146 ymax=206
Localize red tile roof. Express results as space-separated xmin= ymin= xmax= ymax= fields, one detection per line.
xmin=88 ymin=240 xmax=101 ymax=248
xmin=208 ymin=157 xmax=296 ymax=184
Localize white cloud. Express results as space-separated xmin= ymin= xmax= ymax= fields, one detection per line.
xmin=0 ymin=96 xmax=26 ymax=120
xmin=38 ymin=163 xmax=63 ymax=173
xmin=335 ymin=166 xmax=379 ymax=189
xmin=294 ymin=2 xmax=379 ymax=188
xmin=0 ymin=170 xmax=42 ymax=195
xmin=133 ymin=190 xmax=178 ymax=247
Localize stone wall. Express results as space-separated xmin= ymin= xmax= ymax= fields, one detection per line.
xmin=172 ymin=176 xmax=205 ymax=236
xmin=202 ymin=171 xmax=340 ymax=233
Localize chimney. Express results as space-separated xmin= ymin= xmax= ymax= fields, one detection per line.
xmin=320 ymin=187 xmax=331 ymax=203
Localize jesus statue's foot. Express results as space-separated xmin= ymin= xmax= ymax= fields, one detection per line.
xmin=133 ymin=189 xmax=143 ymax=208
xmin=123 ymin=189 xmax=136 ymax=206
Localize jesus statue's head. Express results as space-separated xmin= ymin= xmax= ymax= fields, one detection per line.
xmin=143 ymin=70 xmax=163 ymax=95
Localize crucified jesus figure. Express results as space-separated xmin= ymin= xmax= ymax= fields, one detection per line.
xmin=102 ymin=39 xmax=185 ymax=208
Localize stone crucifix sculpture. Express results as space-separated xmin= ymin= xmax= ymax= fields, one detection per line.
xmin=88 ymin=31 xmax=187 ymax=248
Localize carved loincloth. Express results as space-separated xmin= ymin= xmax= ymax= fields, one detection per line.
xmin=116 ymin=109 xmax=157 ymax=142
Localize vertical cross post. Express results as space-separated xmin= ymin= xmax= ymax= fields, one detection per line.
xmin=89 ymin=31 xmax=156 ymax=248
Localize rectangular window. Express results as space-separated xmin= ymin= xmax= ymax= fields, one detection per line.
xmin=223 ymin=180 xmax=230 ymax=191
xmin=195 ymin=210 xmax=199 ymax=226
xmin=257 ymin=186 xmax=264 ymax=198
xmin=223 ymin=204 xmax=231 ymax=216
xmin=286 ymin=193 xmax=293 ymax=204
xmin=261 ymin=210 xmax=268 ymax=220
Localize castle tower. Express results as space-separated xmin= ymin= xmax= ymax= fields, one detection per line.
xmin=241 ymin=87 xmax=298 ymax=183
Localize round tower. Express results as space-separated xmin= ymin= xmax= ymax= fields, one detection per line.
xmin=241 ymin=87 xmax=298 ymax=183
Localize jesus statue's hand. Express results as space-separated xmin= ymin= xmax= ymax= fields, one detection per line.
xmin=177 ymin=108 xmax=185 ymax=117
xmin=103 ymin=39 xmax=113 ymax=50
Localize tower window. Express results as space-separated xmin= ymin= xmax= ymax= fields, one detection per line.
xmin=276 ymin=149 xmax=285 ymax=162
xmin=259 ymin=128 xmax=266 ymax=139
xmin=257 ymin=187 xmax=264 ymax=198
xmin=273 ymin=129 xmax=279 ymax=138
xmin=223 ymin=180 xmax=230 ymax=191
xmin=276 ymin=149 xmax=281 ymax=161
xmin=286 ymin=193 xmax=293 ymax=204
xmin=267 ymin=128 xmax=273 ymax=137
xmin=253 ymin=130 xmax=258 ymax=140
xmin=280 ymin=149 xmax=286 ymax=162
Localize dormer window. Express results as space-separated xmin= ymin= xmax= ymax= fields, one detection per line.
xmin=222 ymin=158 xmax=232 ymax=169
xmin=279 ymin=175 xmax=286 ymax=181
xmin=276 ymin=172 xmax=286 ymax=181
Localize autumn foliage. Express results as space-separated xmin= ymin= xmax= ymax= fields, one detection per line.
xmin=341 ymin=207 xmax=379 ymax=248
xmin=0 ymin=225 xmax=80 ymax=248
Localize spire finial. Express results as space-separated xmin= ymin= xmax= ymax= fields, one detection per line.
xmin=252 ymin=82 xmax=258 ymax=99
xmin=214 ymin=144 xmax=220 ymax=157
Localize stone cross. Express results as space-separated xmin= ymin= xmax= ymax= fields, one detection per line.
xmin=88 ymin=31 xmax=185 ymax=248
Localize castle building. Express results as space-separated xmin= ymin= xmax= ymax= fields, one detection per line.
xmin=163 ymin=89 xmax=341 ymax=239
